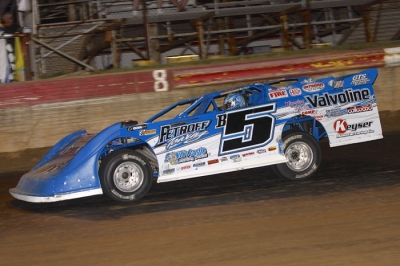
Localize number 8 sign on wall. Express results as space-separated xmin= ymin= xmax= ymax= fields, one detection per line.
xmin=153 ymin=70 xmax=169 ymax=92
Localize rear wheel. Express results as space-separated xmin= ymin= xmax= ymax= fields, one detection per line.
xmin=271 ymin=132 xmax=321 ymax=181
xmin=99 ymin=149 xmax=152 ymax=202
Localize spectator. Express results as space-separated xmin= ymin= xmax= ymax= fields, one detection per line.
xmin=170 ymin=0 xmax=189 ymax=12
xmin=2 ymin=12 xmax=22 ymax=34
xmin=0 ymin=12 xmax=23 ymax=83
xmin=133 ymin=0 xmax=163 ymax=15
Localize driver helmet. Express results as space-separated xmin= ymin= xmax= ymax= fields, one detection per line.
xmin=223 ymin=93 xmax=246 ymax=110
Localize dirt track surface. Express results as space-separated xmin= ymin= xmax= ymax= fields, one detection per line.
xmin=1 ymin=133 xmax=400 ymax=266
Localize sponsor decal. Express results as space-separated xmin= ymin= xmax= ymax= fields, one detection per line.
xmin=326 ymin=104 xmax=373 ymax=117
xmin=301 ymin=78 xmax=315 ymax=84
xmin=334 ymin=80 xmax=344 ymax=89
xmin=257 ymin=149 xmax=266 ymax=154
xmin=140 ymin=129 xmax=157 ymax=136
xmin=177 ymin=165 xmax=191 ymax=171
xmin=268 ymin=146 xmax=277 ymax=151
xmin=305 ymin=88 xmax=371 ymax=108
xmin=351 ymin=74 xmax=370 ymax=86
xmin=208 ymin=159 xmax=219 ymax=165
xmin=230 ymin=154 xmax=242 ymax=162
xmin=333 ymin=119 xmax=373 ymax=134
xmin=193 ymin=162 xmax=206 ymax=168
xmin=302 ymin=82 xmax=325 ymax=92
xmin=242 ymin=152 xmax=255 ymax=157
xmin=158 ymin=120 xmax=210 ymax=149
xmin=326 ymin=108 xmax=347 ymax=118
xmin=336 ymin=129 xmax=374 ymax=138
xmin=301 ymin=110 xmax=316 ymax=115
xmin=166 ymin=130 xmax=208 ymax=150
xmin=312 ymin=115 xmax=324 ymax=120
xmin=347 ymin=104 xmax=373 ymax=114
xmin=165 ymin=147 xmax=208 ymax=165
xmin=269 ymin=90 xmax=288 ymax=99
xmin=127 ymin=125 xmax=145 ymax=131
xmin=289 ymin=88 xmax=302 ymax=96
xmin=276 ymin=85 xmax=293 ymax=91
xmin=162 ymin=168 xmax=175 ymax=175
xmin=221 ymin=157 xmax=228 ymax=162
xmin=285 ymin=100 xmax=307 ymax=112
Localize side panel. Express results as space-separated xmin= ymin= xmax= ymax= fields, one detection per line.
xmin=319 ymin=85 xmax=383 ymax=147
xmin=152 ymin=103 xmax=287 ymax=183
xmin=272 ymin=69 xmax=383 ymax=147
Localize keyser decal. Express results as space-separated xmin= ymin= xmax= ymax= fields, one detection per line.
xmin=305 ymin=88 xmax=371 ymax=108
xmin=333 ymin=119 xmax=373 ymax=134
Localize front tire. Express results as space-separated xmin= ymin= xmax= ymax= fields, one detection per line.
xmin=99 ymin=149 xmax=152 ymax=202
xmin=271 ymin=132 xmax=321 ymax=181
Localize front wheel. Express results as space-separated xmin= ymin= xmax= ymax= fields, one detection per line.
xmin=271 ymin=132 xmax=321 ymax=181
xmin=99 ymin=149 xmax=152 ymax=202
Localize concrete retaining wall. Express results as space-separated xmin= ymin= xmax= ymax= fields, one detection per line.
xmin=0 ymin=49 xmax=399 ymax=153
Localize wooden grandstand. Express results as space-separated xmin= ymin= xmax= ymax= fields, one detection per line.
xmin=28 ymin=0 xmax=400 ymax=77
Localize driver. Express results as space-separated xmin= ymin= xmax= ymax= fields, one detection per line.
xmin=223 ymin=93 xmax=247 ymax=110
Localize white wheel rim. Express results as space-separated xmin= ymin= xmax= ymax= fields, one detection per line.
xmin=113 ymin=162 xmax=144 ymax=193
xmin=285 ymin=141 xmax=313 ymax=172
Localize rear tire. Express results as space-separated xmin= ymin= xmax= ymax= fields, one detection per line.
xmin=99 ymin=149 xmax=152 ymax=202
xmin=271 ymin=132 xmax=321 ymax=181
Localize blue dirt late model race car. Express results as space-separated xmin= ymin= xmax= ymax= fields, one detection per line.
xmin=10 ymin=68 xmax=383 ymax=203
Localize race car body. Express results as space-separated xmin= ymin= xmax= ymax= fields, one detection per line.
xmin=10 ymin=68 xmax=383 ymax=203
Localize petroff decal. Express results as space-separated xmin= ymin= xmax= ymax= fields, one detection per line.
xmin=158 ymin=120 xmax=210 ymax=148
xmin=302 ymin=82 xmax=325 ymax=92
xmin=269 ymin=90 xmax=288 ymax=99
xmin=351 ymin=74 xmax=370 ymax=86
xmin=347 ymin=104 xmax=373 ymax=114
xmin=333 ymin=119 xmax=373 ymax=134
xmin=140 ymin=129 xmax=157 ymax=136
xmin=208 ymin=159 xmax=219 ymax=165
xmin=305 ymin=89 xmax=371 ymax=108
xmin=165 ymin=130 xmax=208 ymax=150
xmin=165 ymin=147 xmax=208 ymax=165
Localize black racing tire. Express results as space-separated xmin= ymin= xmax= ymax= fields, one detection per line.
xmin=271 ymin=132 xmax=321 ymax=181
xmin=99 ymin=149 xmax=152 ymax=202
